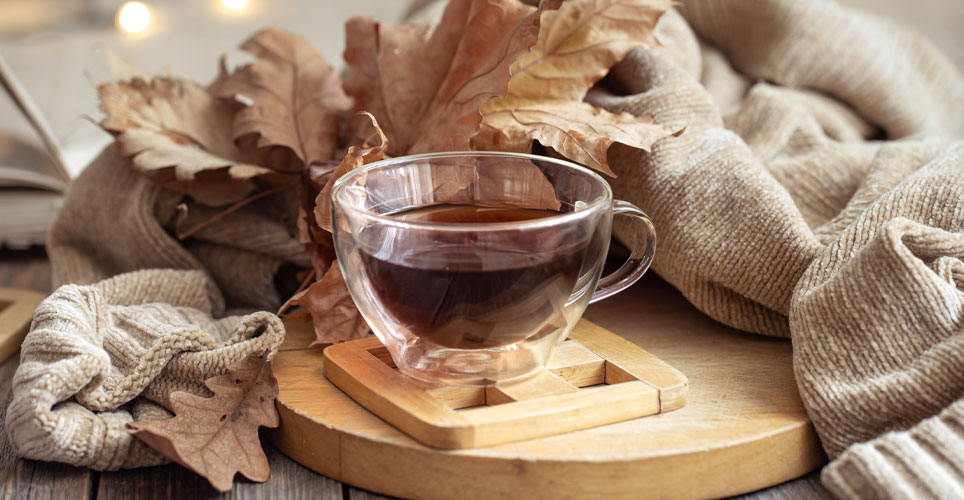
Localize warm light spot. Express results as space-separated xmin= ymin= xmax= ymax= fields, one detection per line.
xmin=220 ymin=0 xmax=250 ymax=11
xmin=116 ymin=2 xmax=151 ymax=34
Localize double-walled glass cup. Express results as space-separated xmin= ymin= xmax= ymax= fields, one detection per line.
xmin=331 ymin=152 xmax=655 ymax=386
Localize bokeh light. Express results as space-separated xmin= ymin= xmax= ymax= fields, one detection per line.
xmin=116 ymin=2 xmax=151 ymax=34
xmin=221 ymin=0 xmax=250 ymax=11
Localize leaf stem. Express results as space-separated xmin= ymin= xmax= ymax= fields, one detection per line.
xmin=175 ymin=184 xmax=289 ymax=240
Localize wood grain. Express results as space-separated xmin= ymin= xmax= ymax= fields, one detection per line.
xmin=348 ymin=487 xmax=392 ymax=500
xmin=485 ymin=369 xmax=578 ymax=405
xmin=271 ymin=272 xmax=826 ymax=500
xmin=95 ymin=443 xmax=344 ymax=500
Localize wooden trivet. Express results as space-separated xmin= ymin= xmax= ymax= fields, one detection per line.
xmin=323 ymin=326 xmax=687 ymax=449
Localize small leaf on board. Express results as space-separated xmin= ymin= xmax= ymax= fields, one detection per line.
xmin=287 ymin=263 xmax=371 ymax=346
xmin=472 ymin=0 xmax=674 ymax=175
xmin=219 ymin=27 xmax=351 ymax=169
xmin=128 ymin=352 xmax=279 ymax=492
xmin=98 ymin=77 xmax=276 ymax=205
xmin=343 ymin=0 xmax=543 ymax=156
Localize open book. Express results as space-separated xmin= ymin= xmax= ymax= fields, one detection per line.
xmin=0 ymin=53 xmax=71 ymax=249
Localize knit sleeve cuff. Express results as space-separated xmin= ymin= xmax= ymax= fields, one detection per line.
xmin=822 ymin=398 xmax=964 ymax=500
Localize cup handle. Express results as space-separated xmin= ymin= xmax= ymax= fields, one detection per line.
xmin=589 ymin=200 xmax=657 ymax=304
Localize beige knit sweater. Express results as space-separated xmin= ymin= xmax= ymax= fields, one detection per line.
xmin=584 ymin=1 xmax=964 ymax=498
xmin=8 ymin=0 xmax=964 ymax=497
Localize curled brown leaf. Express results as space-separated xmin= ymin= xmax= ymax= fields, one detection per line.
xmin=314 ymin=112 xmax=389 ymax=233
xmin=280 ymin=114 xmax=387 ymax=347
xmin=472 ymin=0 xmax=674 ymax=175
xmin=343 ymin=0 xmax=543 ymax=156
xmin=287 ymin=263 xmax=371 ymax=346
xmin=218 ymin=27 xmax=351 ymax=169
xmin=98 ymin=77 xmax=276 ymax=205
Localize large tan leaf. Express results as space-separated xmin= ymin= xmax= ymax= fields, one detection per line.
xmin=219 ymin=28 xmax=351 ymax=168
xmin=472 ymin=0 xmax=674 ymax=175
xmin=128 ymin=352 xmax=279 ymax=492
xmin=343 ymin=0 xmax=543 ymax=156
xmin=98 ymin=77 xmax=275 ymax=205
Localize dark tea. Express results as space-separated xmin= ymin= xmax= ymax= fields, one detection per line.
xmin=359 ymin=204 xmax=589 ymax=349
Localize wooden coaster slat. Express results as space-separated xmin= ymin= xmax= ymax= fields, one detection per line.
xmin=322 ymin=325 xmax=687 ymax=450
xmin=322 ymin=336 xmax=474 ymax=449
xmin=457 ymin=381 xmax=659 ymax=448
xmin=544 ymin=339 xmax=606 ymax=386
xmin=427 ymin=384 xmax=485 ymax=409
xmin=484 ymin=370 xmax=578 ymax=405
xmin=570 ymin=321 xmax=688 ymax=411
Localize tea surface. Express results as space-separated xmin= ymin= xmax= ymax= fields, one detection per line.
xmin=360 ymin=204 xmax=586 ymax=348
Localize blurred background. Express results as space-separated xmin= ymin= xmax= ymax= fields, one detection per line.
xmin=0 ymin=0 xmax=412 ymax=177
xmin=0 ymin=0 xmax=961 ymax=176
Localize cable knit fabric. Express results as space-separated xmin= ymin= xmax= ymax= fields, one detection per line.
xmin=579 ymin=1 xmax=964 ymax=498
xmin=6 ymin=270 xmax=285 ymax=469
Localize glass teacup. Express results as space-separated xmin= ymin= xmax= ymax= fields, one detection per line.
xmin=331 ymin=152 xmax=655 ymax=386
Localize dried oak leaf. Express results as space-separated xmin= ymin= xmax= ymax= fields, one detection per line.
xmin=129 ymin=352 xmax=279 ymax=492
xmin=343 ymin=0 xmax=543 ymax=156
xmin=471 ymin=0 xmax=674 ymax=175
xmin=98 ymin=77 xmax=275 ymax=206
xmin=288 ymin=263 xmax=371 ymax=346
xmin=218 ymin=27 xmax=351 ymax=169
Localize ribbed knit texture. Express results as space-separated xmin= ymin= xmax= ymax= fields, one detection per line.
xmin=823 ymin=399 xmax=964 ymax=499
xmin=582 ymin=1 xmax=964 ymax=498
xmin=48 ymin=145 xmax=309 ymax=313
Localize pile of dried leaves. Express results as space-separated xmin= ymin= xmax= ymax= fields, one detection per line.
xmin=95 ymin=0 xmax=672 ymax=490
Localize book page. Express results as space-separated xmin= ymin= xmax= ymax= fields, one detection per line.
xmin=0 ymin=133 xmax=66 ymax=192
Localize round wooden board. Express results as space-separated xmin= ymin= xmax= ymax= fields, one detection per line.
xmin=270 ymin=274 xmax=825 ymax=500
